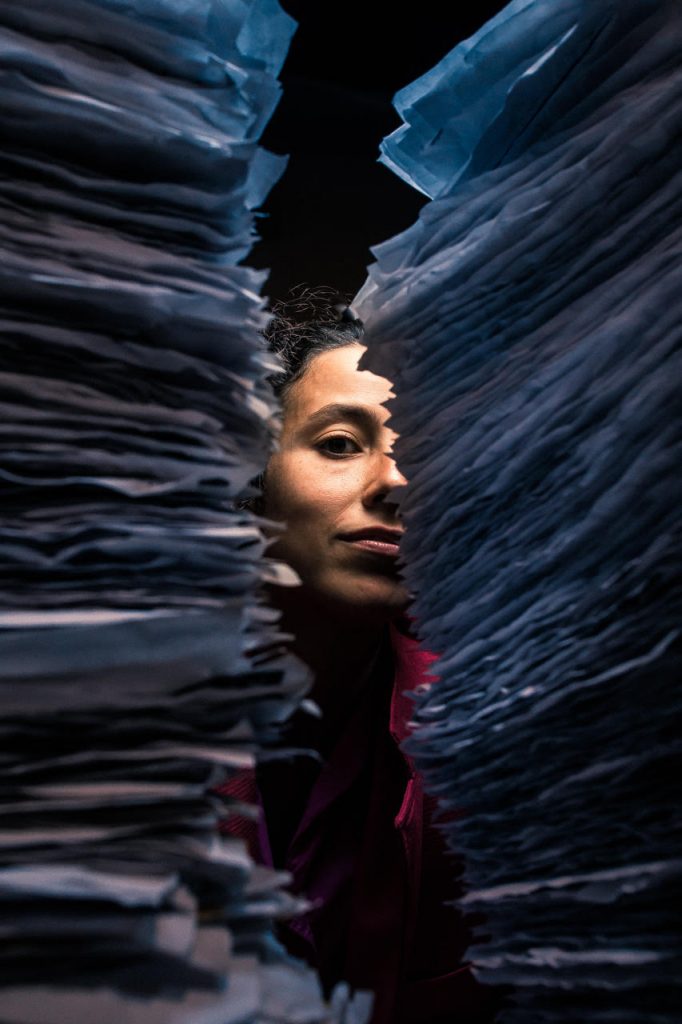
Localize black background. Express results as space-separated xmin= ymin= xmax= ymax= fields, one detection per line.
xmin=251 ymin=1 xmax=507 ymax=304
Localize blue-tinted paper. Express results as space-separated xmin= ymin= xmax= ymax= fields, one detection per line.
xmin=357 ymin=1 xmax=682 ymax=1019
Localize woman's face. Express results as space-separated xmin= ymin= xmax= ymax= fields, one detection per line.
xmin=264 ymin=343 xmax=409 ymax=621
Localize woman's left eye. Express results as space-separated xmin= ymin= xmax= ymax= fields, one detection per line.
xmin=317 ymin=435 xmax=361 ymax=457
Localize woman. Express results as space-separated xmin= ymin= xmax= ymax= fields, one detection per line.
xmin=223 ymin=297 xmax=499 ymax=1024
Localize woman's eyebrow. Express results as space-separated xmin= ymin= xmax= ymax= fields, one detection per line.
xmin=305 ymin=403 xmax=381 ymax=432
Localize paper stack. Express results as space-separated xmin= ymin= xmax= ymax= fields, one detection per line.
xmin=0 ymin=2 xmax=351 ymax=1021
xmin=356 ymin=1 xmax=682 ymax=1020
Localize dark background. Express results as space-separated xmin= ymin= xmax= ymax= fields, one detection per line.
xmin=251 ymin=0 xmax=507 ymax=305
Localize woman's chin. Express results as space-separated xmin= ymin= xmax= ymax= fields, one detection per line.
xmin=321 ymin=573 xmax=411 ymax=624
xmin=267 ymin=567 xmax=410 ymax=626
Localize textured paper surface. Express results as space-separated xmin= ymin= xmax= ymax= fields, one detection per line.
xmin=357 ymin=1 xmax=682 ymax=1019
xmin=0 ymin=2 xmax=365 ymax=1021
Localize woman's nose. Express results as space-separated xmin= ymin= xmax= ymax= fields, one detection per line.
xmin=363 ymin=450 xmax=408 ymax=507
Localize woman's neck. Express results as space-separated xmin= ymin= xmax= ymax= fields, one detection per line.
xmin=269 ymin=587 xmax=390 ymax=736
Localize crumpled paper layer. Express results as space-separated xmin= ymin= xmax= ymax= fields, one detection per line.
xmin=356 ymin=1 xmax=682 ymax=1019
xmin=0 ymin=2 xmax=365 ymax=1021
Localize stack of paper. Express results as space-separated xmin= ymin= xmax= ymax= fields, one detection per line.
xmin=356 ymin=1 xmax=682 ymax=1020
xmin=0 ymin=2 xmax=355 ymax=1021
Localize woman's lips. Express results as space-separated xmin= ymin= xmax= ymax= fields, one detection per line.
xmin=338 ymin=529 xmax=403 ymax=558
xmin=347 ymin=538 xmax=401 ymax=557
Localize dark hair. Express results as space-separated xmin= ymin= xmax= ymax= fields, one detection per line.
xmin=238 ymin=287 xmax=363 ymax=514
xmin=265 ymin=285 xmax=364 ymax=402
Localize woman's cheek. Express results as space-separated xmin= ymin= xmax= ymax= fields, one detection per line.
xmin=316 ymin=467 xmax=362 ymax=513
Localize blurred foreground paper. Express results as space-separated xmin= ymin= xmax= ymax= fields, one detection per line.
xmin=357 ymin=0 xmax=682 ymax=1020
xmin=0 ymin=1 xmax=363 ymax=1021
